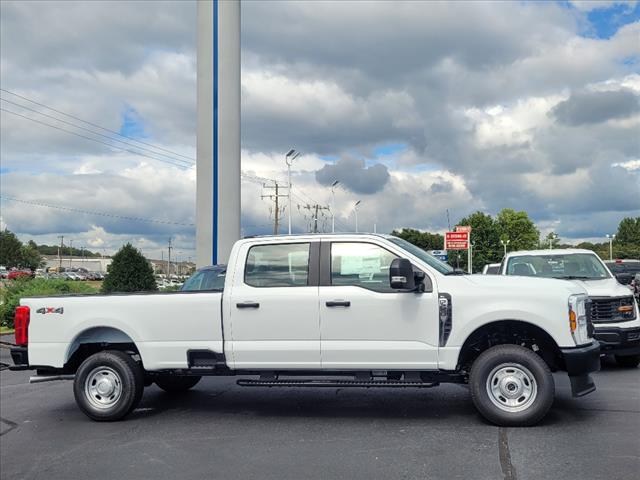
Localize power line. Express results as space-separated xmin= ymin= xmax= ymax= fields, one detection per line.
xmin=0 ymin=195 xmax=195 ymax=226
xmin=1 ymin=107 xmax=191 ymax=169
xmin=0 ymin=88 xmax=196 ymax=162
xmin=0 ymin=97 xmax=193 ymax=167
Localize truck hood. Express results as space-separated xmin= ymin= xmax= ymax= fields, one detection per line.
xmin=453 ymin=274 xmax=587 ymax=296
xmin=567 ymin=277 xmax=633 ymax=298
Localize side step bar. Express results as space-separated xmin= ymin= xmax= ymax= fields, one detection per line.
xmin=237 ymin=379 xmax=439 ymax=388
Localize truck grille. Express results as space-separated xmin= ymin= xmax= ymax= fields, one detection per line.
xmin=589 ymin=296 xmax=636 ymax=323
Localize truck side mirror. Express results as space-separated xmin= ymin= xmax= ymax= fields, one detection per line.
xmin=390 ymin=258 xmax=416 ymax=291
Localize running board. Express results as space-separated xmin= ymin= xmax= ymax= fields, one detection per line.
xmin=237 ymin=379 xmax=439 ymax=388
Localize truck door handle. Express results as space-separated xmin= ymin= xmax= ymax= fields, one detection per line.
xmin=326 ymin=300 xmax=350 ymax=307
xmin=236 ymin=302 xmax=260 ymax=309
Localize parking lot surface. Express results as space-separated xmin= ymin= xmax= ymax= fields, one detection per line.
xmin=1 ymin=337 xmax=638 ymax=480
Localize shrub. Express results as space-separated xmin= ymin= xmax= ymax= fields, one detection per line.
xmin=101 ymin=243 xmax=157 ymax=293
xmin=0 ymin=278 xmax=97 ymax=328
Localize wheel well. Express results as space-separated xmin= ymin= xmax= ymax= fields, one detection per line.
xmin=458 ymin=320 xmax=563 ymax=373
xmin=64 ymin=327 xmax=140 ymax=373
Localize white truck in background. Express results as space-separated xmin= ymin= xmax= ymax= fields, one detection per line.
xmin=501 ymin=249 xmax=640 ymax=368
xmin=11 ymin=234 xmax=601 ymax=426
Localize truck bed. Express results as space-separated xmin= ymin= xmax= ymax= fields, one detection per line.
xmin=22 ymin=291 xmax=223 ymax=370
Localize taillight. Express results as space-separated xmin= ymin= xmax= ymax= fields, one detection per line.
xmin=14 ymin=306 xmax=30 ymax=346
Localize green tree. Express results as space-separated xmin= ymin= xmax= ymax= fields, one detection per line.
xmin=21 ymin=240 xmax=44 ymax=270
xmin=456 ymin=211 xmax=502 ymax=273
xmin=616 ymin=217 xmax=640 ymax=245
xmin=0 ymin=229 xmax=23 ymax=268
xmin=391 ymin=228 xmax=445 ymax=251
xmin=101 ymin=243 xmax=157 ymax=293
xmin=496 ymin=208 xmax=539 ymax=252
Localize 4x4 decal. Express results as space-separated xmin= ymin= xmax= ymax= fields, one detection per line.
xmin=36 ymin=307 xmax=64 ymax=314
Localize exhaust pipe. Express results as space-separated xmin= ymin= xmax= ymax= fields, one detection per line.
xmin=30 ymin=375 xmax=75 ymax=384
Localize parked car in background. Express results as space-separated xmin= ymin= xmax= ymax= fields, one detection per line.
xmin=605 ymin=259 xmax=640 ymax=286
xmin=0 ymin=266 xmax=8 ymax=279
xmin=7 ymin=270 xmax=33 ymax=280
xmin=181 ymin=265 xmax=226 ymax=291
xmin=482 ymin=263 xmax=501 ymax=275
xmin=502 ymin=249 xmax=640 ymax=368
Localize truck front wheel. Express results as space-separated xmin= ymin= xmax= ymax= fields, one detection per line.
xmin=614 ymin=354 xmax=640 ymax=368
xmin=73 ymin=350 xmax=144 ymax=421
xmin=155 ymin=375 xmax=201 ymax=393
xmin=469 ymin=344 xmax=555 ymax=427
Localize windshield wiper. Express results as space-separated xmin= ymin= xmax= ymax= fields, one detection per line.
xmin=558 ymin=276 xmax=594 ymax=280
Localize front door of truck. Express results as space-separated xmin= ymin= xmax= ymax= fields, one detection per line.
xmin=318 ymin=241 xmax=439 ymax=369
xmin=227 ymin=241 xmax=320 ymax=369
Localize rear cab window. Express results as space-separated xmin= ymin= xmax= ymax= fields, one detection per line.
xmin=244 ymin=243 xmax=310 ymax=287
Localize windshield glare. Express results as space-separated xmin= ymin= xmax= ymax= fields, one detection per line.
xmin=506 ymin=253 xmax=610 ymax=279
xmin=387 ymin=237 xmax=454 ymax=274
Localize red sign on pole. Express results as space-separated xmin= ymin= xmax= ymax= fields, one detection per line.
xmin=445 ymin=231 xmax=469 ymax=250
xmin=455 ymin=225 xmax=472 ymax=233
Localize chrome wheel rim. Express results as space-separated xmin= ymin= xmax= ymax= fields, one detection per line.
xmin=84 ymin=367 xmax=122 ymax=410
xmin=486 ymin=363 xmax=537 ymax=413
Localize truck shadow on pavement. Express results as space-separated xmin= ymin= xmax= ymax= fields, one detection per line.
xmin=123 ymin=380 xmax=599 ymax=427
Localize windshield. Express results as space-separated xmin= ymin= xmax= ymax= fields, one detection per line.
xmin=506 ymin=253 xmax=610 ymax=280
xmin=387 ymin=237 xmax=454 ymax=274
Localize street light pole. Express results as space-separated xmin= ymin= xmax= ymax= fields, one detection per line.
xmin=500 ymin=239 xmax=510 ymax=257
xmin=285 ymin=149 xmax=300 ymax=235
xmin=606 ymin=234 xmax=615 ymax=260
xmin=331 ymin=180 xmax=340 ymax=233
xmin=354 ymin=200 xmax=361 ymax=233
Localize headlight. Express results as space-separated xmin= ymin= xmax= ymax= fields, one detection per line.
xmin=569 ymin=294 xmax=591 ymax=346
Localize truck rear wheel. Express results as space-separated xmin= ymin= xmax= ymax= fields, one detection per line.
xmin=614 ymin=354 xmax=640 ymax=368
xmin=74 ymin=350 xmax=144 ymax=421
xmin=155 ymin=375 xmax=201 ymax=393
xmin=469 ymin=344 xmax=554 ymax=427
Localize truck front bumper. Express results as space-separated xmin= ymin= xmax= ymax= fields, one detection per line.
xmin=560 ymin=341 xmax=601 ymax=397
xmin=9 ymin=346 xmax=29 ymax=371
xmin=593 ymin=327 xmax=640 ymax=356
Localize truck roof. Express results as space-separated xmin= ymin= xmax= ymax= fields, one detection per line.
xmin=241 ymin=232 xmax=393 ymax=241
xmin=505 ymin=248 xmax=596 ymax=257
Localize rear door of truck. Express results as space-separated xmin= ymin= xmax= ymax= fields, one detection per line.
xmin=225 ymin=239 xmax=321 ymax=369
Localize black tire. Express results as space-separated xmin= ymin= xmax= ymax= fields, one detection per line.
xmin=469 ymin=344 xmax=555 ymax=427
xmin=155 ymin=375 xmax=201 ymax=393
xmin=73 ymin=350 xmax=144 ymax=422
xmin=615 ymin=354 xmax=640 ymax=368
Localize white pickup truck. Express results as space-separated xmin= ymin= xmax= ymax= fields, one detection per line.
xmin=501 ymin=249 xmax=640 ymax=368
xmin=10 ymin=234 xmax=601 ymax=426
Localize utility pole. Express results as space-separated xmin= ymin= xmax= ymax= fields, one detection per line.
xmin=57 ymin=235 xmax=64 ymax=270
xmin=300 ymin=203 xmax=330 ymax=233
xmin=69 ymin=240 xmax=73 ymax=268
xmin=262 ymin=180 xmax=288 ymax=235
xmin=354 ymin=200 xmax=361 ymax=233
xmin=167 ymin=239 xmax=173 ymax=276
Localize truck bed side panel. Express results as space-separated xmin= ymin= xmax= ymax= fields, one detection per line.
xmin=23 ymin=292 xmax=223 ymax=370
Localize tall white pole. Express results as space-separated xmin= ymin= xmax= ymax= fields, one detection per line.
xmin=196 ymin=0 xmax=241 ymax=267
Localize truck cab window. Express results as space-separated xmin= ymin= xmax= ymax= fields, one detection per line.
xmin=331 ymin=242 xmax=397 ymax=292
xmin=245 ymin=243 xmax=310 ymax=287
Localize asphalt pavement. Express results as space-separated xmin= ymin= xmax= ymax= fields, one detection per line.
xmin=1 ymin=335 xmax=638 ymax=480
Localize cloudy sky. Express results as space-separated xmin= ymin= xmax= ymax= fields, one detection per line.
xmin=1 ymin=0 xmax=639 ymax=260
